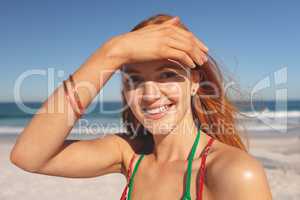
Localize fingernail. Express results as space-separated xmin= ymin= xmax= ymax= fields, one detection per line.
xmin=170 ymin=16 xmax=178 ymax=21
xmin=196 ymin=57 xmax=202 ymax=65
xmin=204 ymin=56 xmax=208 ymax=62
xmin=172 ymin=16 xmax=181 ymax=23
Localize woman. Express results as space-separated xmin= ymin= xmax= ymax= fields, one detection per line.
xmin=10 ymin=14 xmax=272 ymax=199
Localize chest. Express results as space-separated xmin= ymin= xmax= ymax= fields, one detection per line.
xmin=129 ymin=160 xmax=213 ymax=200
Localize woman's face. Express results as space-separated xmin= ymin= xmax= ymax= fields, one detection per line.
xmin=122 ymin=59 xmax=199 ymax=135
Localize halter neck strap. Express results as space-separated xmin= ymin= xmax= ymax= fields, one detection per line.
xmin=127 ymin=154 xmax=144 ymax=200
xmin=182 ymin=128 xmax=202 ymax=200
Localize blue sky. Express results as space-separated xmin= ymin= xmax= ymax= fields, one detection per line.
xmin=1 ymin=0 xmax=299 ymax=102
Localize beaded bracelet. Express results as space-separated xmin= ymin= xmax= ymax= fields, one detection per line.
xmin=68 ymin=75 xmax=84 ymax=116
xmin=63 ymin=79 xmax=83 ymax=118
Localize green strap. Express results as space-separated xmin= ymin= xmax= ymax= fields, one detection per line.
xmin=127 ymin=129 xmax=201 ymax=200
xmin=127 ymin=154 xmax=144 ymax=200
xmin=182 ymin=129 xmax=201 ymax=200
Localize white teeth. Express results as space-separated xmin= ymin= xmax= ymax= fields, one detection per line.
xmin=144 ymin=105 xmax=169 ymax=114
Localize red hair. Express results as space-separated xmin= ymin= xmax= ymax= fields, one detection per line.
xmin=122 ymin=14 xmax=248 ymax=153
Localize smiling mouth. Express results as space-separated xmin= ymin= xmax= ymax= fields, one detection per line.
xmin=142 ymin=103 xmax=175 ymax=120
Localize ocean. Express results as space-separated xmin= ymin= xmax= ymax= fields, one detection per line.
xmin=0 ymin=100 xmax=299 ymax=139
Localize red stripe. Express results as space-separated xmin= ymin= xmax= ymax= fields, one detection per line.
xmin=198 ymin=138 xmax=214 ymax=200
xmin=120 ymin=154 xmax=136 ymax=200
xmin=120 ymin=137 xmax=215 ymax=200
xmin=127 ymin=154 xmax=136 ymax=181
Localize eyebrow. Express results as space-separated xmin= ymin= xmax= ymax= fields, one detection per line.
xmin=123 ymin=62 xmax=186 ymax=74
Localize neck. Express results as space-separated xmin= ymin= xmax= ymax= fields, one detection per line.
xmin=152 ymin=110 xmax=207 ymax=163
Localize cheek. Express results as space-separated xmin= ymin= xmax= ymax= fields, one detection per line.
xmin=123 ymin=89 xmax=142 ymax=113
xmin=162 ymin=82 xmax=192 ymax=118
xmin=160 ymin=82 xmax=190 ymax=101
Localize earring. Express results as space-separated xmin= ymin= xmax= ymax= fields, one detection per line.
xmin=192 ymin=89 xmax=196 ymax=96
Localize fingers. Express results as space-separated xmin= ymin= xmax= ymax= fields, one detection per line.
xmin=165 ymin=37 xmax=204 ymax=66
xmin=167 ymin=32 xmax=207 ymax=66
xmin=140 ymin=16 xmax=181 ymax=33
xmin=175 ymin=27 xmax=209 ymax=53
xmin=134 ymin=16 xmax=209 ymax=68
xmin=164 ymin=16 xmax=181 ymax=25
xmin=167 ymin=19 xmax=208 ymax=53
xmin=164 ymin=48 xmax=196 ymax=68
xmin=163 ymin=17 xmax=208 ymax=53
xmin=161 ymin=18 xmax=209 ymax=66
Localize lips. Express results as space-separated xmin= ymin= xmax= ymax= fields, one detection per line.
xmin=142 ymin=103 xmax=175 ymax=120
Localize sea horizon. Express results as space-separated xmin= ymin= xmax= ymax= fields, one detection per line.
xmin=0 ymin=100 xmax=299 ymax=139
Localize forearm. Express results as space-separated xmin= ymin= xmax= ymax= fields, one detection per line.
xmin=10 ymin=51 xmax=122 ymax=170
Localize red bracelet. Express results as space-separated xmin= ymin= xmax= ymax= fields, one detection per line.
xmin=63 ymin=80 xmax=82 ymax=118
xmin=69 ymin=75 xmax=85 ymax=116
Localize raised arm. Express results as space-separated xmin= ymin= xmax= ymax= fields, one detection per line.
xmin=10 ymin=16 xmax=209 ymax=178
xmin=9 ymin=41 xmax=126 ymax=177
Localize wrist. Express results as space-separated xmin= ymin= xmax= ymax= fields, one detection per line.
xmin=81 ymin=50 xmax=124 ymax=76
xmin=94 ymin=50 xmax=124 ymax=70
xmin=95 ymin=50 xmax=126 ymax=70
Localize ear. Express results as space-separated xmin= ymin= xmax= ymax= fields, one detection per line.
xmin=191 ymin=70 xmax=200 ymax=96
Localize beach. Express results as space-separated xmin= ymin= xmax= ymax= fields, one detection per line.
xmin=248 ymin=133 xmax=300 ymax=199
xmin=1 ymin=131 xmax=300 ymax=200
xmin=0 ymin=135 xmax=126 ymax=200
xmin=2 ymin=0 xmax=300 ymax=198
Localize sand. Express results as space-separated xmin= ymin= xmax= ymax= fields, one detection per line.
xmin=1 ymin=134 xmax=300 ymax=200
xmin=248 ymin=135 xmax=300 ymax=199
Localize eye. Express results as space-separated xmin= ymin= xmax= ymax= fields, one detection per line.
xmin=124 ymin=75 xmax=144 ymax=87
xmin=130 ymin=75 xmax=143 ymax=83
xmin=160 ymin=71 xmax=178 ymax=79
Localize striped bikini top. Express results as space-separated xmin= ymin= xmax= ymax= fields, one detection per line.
xmin=120 ymin=136 xmax=215 ymax=200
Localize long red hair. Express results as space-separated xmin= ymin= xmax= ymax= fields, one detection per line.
xmin=122 ymin=14 xmax=248 ymax=153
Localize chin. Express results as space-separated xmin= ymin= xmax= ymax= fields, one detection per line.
xmin=143 ymin=122 xmax=177 ymax=136
xmin=140 ymin=107 xmax=181 ymax=135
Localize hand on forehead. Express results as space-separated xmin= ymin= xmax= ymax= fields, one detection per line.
xmin=122 ymin=59 xmax=191 ymax=74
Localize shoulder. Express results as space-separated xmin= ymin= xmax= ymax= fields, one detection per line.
xmin=207 ymin=140 xmax=272 ymax=199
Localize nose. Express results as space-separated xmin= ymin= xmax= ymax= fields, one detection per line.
xmin=142 ymin=81 xmax=161 ymax=103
